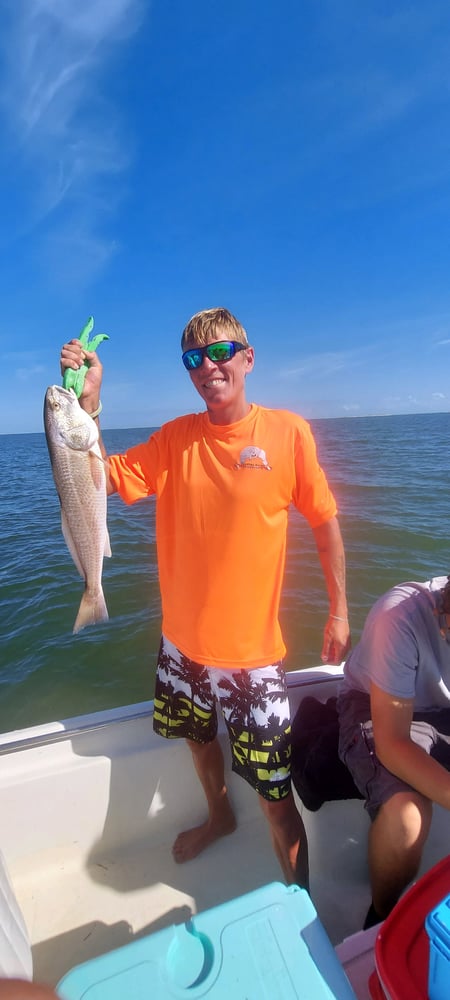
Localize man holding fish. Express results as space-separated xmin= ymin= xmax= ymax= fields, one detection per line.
xmin=60 ymin=307 xmax=350 ymax=891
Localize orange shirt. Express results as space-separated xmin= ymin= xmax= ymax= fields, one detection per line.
xmin=109 ymin=404 xmax=337 ymax=668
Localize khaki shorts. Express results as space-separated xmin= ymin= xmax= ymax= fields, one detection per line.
xmin=153 ymin=636 xmax=292 ymax=801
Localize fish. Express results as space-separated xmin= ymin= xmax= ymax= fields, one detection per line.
xmin=44 ymin=384 xmax=111 ymax=633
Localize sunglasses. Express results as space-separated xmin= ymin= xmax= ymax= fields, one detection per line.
xmin=182 ymin=340 xmax=247 ymax=371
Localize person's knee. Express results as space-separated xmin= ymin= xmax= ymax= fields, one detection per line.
xmin=186 ymin=737 xmax=215 ymax=756
xmin=396 ymin=791 xmax=431 ymax=838
xmin=377 ymin=791 xmax=432 ymax=850
xmin=259 ymin=792 xmax=299 ymax=830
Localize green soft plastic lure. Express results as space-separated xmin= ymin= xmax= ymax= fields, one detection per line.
xmin=62 ymin=316 xmax=109 ymax=398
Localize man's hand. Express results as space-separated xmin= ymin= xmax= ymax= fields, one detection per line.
xmin=60 ymin=339 xmax=103 ymax=414
xmin=321 ymin=616 xmax=351 ymax=665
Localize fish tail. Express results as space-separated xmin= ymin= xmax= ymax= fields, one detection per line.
xmin=73 ymin=588 xmax=109 ymax=634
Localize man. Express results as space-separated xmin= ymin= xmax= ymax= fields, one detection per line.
xmin=60 ymin=307 xmax=349 ymax=890
xmin=337 ymin=576 xmax=450 ymax=928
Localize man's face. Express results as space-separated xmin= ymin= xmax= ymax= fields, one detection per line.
xmin=185 ymin=330 xmax=254 ymax=424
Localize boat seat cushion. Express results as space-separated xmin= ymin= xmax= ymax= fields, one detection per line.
xmin=0 ymin=851 xmax=33 ymax=980
xmin=291 ymin=696 xmax=364 ymax=811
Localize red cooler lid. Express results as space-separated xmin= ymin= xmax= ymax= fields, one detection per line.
xmin=375 ymin=854 xmax=450 ymax=1000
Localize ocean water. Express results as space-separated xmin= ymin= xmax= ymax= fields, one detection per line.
xmin=1 ymin=412 xmax=449 ymax=732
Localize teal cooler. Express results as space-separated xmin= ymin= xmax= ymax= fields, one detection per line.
xmin=57 ymin=882 xmax=356 ymax=1000
xmin=426 ymin=894 xmax=450 ymax=1000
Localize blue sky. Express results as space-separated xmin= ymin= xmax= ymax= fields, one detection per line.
xmin=1 ymin=1 xmax=450 ymax=433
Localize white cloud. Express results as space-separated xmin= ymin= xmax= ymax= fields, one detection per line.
xmin=41 ymin=224 xmax=120 ymax=287
xmin=279 ymin=349 xmax=364 ymax=380
xmin=2 ymin=350 xmax=43 ymax=363
xmin=16 ymin=364 xmax=45 ymax=381
xmin=0 ymin=0 xmax=144 ymax=281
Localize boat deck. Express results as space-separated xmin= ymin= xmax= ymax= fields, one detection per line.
xmin=10 ymin=779 xmax=372 ymax=986
xmin=2 ymin=674 xmax=449 ymax=995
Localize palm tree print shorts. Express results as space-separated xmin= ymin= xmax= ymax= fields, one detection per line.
xmin=153 ymin=636 xmax=292 ymax=801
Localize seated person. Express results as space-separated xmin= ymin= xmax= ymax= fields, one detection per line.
xmin=337 ymin=576 xmax=450 ymax=928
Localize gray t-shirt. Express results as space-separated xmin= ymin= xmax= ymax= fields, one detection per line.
xmin=342 ymin=578 xmax=450 ymax=710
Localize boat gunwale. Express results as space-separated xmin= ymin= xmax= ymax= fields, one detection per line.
xmin=0 ymin=664 xmax=344 ymax=755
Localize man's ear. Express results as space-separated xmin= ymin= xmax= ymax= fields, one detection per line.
xmin=244 ymin=346 xmax=255 ymax=373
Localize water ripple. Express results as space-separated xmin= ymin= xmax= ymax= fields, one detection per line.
xmin=1 ymin=415 xmax=449 ymax=730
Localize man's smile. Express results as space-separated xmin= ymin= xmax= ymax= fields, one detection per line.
xmin=204 ymin=377 xmax=225 ymax=388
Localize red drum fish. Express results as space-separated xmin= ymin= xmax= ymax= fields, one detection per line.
xmin=44 ymin=385 xmax=111 ymax=633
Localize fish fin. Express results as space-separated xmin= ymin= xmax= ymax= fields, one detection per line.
xmin=88 ymin=448 xmax=111 ymax=474
xmin=104 ymin=529 xmax=112 ymax=558
xmin=73 ymin=588 xmax=109 ymax=634
xmin=61 ymin=510 xmax=85 ymax=577
xmin=88 ymin=448 xmax=107 ymax=491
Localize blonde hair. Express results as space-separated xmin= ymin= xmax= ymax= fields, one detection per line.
xmin=181 ymin=308 xmax=249 ymax=349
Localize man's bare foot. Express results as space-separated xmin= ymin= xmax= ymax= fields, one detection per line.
xmin=172 ymin=806 xmax=236 ymax=863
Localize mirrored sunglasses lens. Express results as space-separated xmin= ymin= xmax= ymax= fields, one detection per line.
xmin=183 ymin=350 xmax=203 ymax=370
xmin=207 ymin=342 xmax=233 ymax=362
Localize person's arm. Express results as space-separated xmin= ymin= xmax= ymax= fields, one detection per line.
xmin=371 ymin=682 xmax=450 ymax=810
xmin=312 ymin=516 xmax=350 ymax=665
xmin=59 ymin=339 xmax=116 ymax=495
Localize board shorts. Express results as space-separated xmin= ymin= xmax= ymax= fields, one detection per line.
xmin=153 ymin=636 xmax=292 ymax=801
xmin=337 ymin=689 xmax=450 ymax=820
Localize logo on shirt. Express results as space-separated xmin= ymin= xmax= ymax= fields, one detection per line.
xmin=235 ymin=445 xmax=272 ymax=471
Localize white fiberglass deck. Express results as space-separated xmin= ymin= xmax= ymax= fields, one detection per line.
xmin=11 ymin=789 xmax=373 ymax=985
xmin=1 ymin=669 xmax=448 ymax=991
